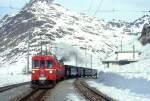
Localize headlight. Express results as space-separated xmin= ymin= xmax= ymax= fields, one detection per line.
xmin=49 ymin=70 xmax=53 ymax=74
xmin=32 ymin=70 xmax=35 ymax=74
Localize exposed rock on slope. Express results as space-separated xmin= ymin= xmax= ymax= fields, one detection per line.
xmin=139 ymin=22 xmax=150 ymax=45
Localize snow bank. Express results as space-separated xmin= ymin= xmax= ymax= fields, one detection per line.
xmin=0 ymin=74 xmax=30 ymax=87
xmin=98 ymin=71 xmax=150 ymax=96
xmin=87 ymin=44 xmax=150 ymax=101
xmin=66 ymin=93 xmax=86 ymax=101
xmin=87 ymin=80 xmax=150 ymax=101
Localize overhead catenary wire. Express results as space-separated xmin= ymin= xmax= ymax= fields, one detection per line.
xmin=24 ymin=0 xmax=28 ymax=4
xmin=93 ymin=0 xmax=104 ymax=16
xmin=87 ymin=0 xmax=94 ymax=14
xmin=95 ymin=9 xmax=150 ymax=13
xmin=8 ymin=0 xmax=20 ymax=10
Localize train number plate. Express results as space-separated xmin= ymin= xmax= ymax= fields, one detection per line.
xmin=39 ymin=77 xmax=46 ymax=80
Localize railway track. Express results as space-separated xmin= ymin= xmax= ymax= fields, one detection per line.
xmin=0 ymin=82 xmax=30 ymax=93
xmin=14 ymin=88 xmax=49 ymax=101
xmin=74 ymin=79 xmax=115 ymax=101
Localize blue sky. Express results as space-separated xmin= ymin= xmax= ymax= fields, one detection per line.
xmin=0 ymin=0 xmax=150 ymax=22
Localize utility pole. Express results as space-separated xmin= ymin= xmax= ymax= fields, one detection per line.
xmin=76 ymin=54 xmax=78 ymax=67
xmin=85 ymin=47 xmax=87 ymax=68
xmin=121 ymin=37 xmax=123 ymax=51
xmin=133 ymin=44 xmax=135 ymax=60
xmin=91 ymin=54 xmax=92 ymax=69
xmin=91 ymin=53 xmax=93 ymax=76
xmin=27 ymin=32 xmax=30 ymax=74
xmin=45 ymin=45 xmax=47 ymax=55
xmin=54 ymin=46 xmax=57 ymax=55
xmin=40 ymin=34 xmax=42 ymax=55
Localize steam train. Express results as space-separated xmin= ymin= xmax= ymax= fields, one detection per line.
xmin=31 ymin=55 xmax=97 ymax=88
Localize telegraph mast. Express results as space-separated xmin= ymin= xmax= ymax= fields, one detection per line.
xmin=27 ymin=32 xmax=30 ymax=73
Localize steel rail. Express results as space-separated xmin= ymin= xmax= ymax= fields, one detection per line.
xmin=74 ymin=79 xmax=115 ymax=101
xmin=0 ymin=82 xmax=30 ymax=93
xmin=18 ymin=89 xmax=49 ymax=101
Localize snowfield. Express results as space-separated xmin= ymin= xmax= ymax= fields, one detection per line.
xmin=87 ymin=44 xmax=150 ymax=101
xmin=87 ymin=80 xmax=150 ymax=101
xmin=0 ymin=74 xmax=30 ymax=87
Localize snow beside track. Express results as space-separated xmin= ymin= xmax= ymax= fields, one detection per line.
xmin=87 ymin=80 xmax=150 ymax=101
xmin=0 ymin=74 xmax=30 ymax=87
xmin=87 ymin=44 xmax=150 ymax=101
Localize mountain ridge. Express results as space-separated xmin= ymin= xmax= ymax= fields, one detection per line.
xmin=0 ymin=0 xmax=147 ymax=71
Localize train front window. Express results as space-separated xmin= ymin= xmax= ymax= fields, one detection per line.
xmin=40 ymin=60 xmax=45 ymax=68
xmin=33 ymin=60 xmax=39 ymax=68
xmin=47 ymin=60 xmax=52 ymax=68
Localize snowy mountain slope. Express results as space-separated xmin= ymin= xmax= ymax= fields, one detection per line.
xmin=132 ymin=15 xmax=150 ymax=28
xmin=0 ymin=0 xmax=149 ymax=74
xmin=131 ymin=14 xmax=150 ymax=34
xmin=0 ymin=0 xmax=138 ymax=73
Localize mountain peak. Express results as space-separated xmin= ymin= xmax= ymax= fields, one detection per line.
xmin=30 ymin=0 xmax=54 ymax=3
xmin=27 ymin=0 xmax=54 ymax=6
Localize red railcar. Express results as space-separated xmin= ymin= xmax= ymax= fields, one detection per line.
xmin=31 ymin=55 xmax=64 ymax=88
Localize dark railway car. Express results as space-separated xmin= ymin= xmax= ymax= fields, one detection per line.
xmin=70 ymin=66 xmax=78 ymax=77
xmin=64 ymin=65 xmax=71 ymax=78
xmin=92 ymin=69 xmax=98 ymax=78
xmin=64 ymin=65 xmax=78 ymax=78
xmin=84 ymin=68 xmax=92 ymax=77
xmin=64 ymin=65 xmax=97 ymax=78
xmin=77 ymin=67 xmax=84 ymax=77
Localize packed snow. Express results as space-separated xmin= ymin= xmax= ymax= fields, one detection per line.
xmin=66 ymin=94 xmax=86 ymax=101
xmin=0 ymin=74 xmax=30 ymax=87
xmin=87 ymin=44 xmax=150 ymax=101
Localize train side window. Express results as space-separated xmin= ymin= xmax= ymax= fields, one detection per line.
xmin=33 ymin=60 xmax=39 ymax=68
xmin=40 ymin=60 xmax=45 ymax=68
xmin=47 ymin=60 xmax=52 ymax=69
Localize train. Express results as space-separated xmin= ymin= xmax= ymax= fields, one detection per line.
xmin=31 ymin=55 xmax=97 ymax=88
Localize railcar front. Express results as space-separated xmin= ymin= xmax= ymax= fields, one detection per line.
xmin=31 ymin=55 xmax=61 ymax=88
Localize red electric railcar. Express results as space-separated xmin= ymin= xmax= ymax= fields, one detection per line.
xmin=31 ymin=55 xmax=64 ymax=88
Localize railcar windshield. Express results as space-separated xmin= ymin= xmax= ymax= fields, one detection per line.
xmin=32 ymin=60 xmax=39 ymax=68
xmin=40 ymin=60 xmax=45 ymax=68
xmin=47 ymin=60 xmax=52 ymax=68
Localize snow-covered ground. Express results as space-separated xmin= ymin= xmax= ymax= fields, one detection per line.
xmin=0 ymin=74 xmax=30 ymax=87
xmin=87 ymin=80 xmax=150 ymax=101
xmin=66 ymin=93 xmax=86 ymax=101
xmin=87 ymin=44 xmax=150 ymax=101
xmin=0 ymin=53 xmax=31 ymax=87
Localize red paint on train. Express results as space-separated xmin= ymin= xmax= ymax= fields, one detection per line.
xmin=31 ymin=55 xmax=64 ymax=88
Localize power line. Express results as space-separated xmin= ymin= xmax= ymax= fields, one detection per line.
xmin=59 ymin=7 xmax=150 ymax=13
xmin=77 ymin=9 xmax=150 ymax=13
xmin=8 ymin=0 xmax=22 ymax=10
xmin=87 ymin=0 xmax=93 ymax=14
xmin=93 ymin=0 xmax=104 ymax=16
xmin=0 ymin=6 xmax=19 ymax=9
xmin=24 ymin=0 xmax=28 ymax=4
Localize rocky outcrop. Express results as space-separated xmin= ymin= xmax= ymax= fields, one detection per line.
xmin=139 ymin=23 xmax=150 ymax=45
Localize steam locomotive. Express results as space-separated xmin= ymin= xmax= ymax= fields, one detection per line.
xmin=31 ymin=55 xmax=97 ymax=88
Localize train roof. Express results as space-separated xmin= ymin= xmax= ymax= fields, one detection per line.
xmin=32 ymin=55 xmax=55 ymax=60
xmin=64 ymin=65 xmax=97 ymax=70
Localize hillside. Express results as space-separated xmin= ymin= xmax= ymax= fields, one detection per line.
xmin=0 ymin=0 xmax=140 ymax=73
